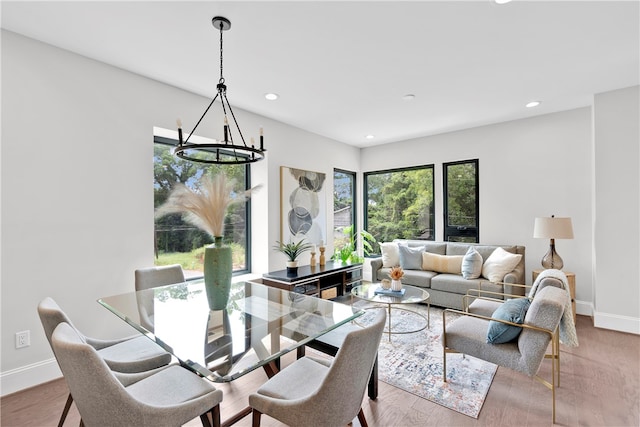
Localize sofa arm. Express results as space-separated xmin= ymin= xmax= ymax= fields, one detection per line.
xmin=370 ymin=257 xmax=383 ymax=282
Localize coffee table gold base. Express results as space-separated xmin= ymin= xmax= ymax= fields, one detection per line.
xmin=358 ymin=303 xmax=430 ymax=341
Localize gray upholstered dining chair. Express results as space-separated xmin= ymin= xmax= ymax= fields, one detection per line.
xmin=38 ymin=297 xmax=172 ymax=426
xmin=443 ymin=285 xmax=568 ymax=423
xmin=52 ymin=322 xmax=223 ymax=427
xmin=134 ymin=264 xmax=186 ymax=329
xmin=249 ymin=309 xmax=386 ymax=427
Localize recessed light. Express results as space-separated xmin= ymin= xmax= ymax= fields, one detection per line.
xmin=264 ymin=93 xmax=279 ymax=101
xmin=494 ymin=0 xmax=512 ymax=4
xmin=365 ymin=135 xmax=375 ymax=140
xmin=526 ymin=101 xmax=541 ymax=108
xmin=402 ymin=94 xmax=416 ymax=101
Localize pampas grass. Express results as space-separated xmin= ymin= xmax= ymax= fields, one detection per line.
xmin=156 ymin=172 xmax=260 ymax=238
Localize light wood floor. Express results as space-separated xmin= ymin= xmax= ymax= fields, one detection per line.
xmin=2 ymin=314 xmax=638 ymax=427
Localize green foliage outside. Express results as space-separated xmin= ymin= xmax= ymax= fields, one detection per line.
xmin=154 ymin=142 xmax=249 ymax=272
xmin=365 ymin=167 xmax=435 ymax=253
xmin=446 ymin=162 xmax=477 ymax=227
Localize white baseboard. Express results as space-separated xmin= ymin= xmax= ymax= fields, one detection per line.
xmin=593 ymin=310 xmax=640 ymax=335
xmin=0 ymin=358 xmax=62 ymax=397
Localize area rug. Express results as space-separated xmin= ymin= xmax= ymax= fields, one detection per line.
xmin=355 ymin=302 xmax=497 ymax=418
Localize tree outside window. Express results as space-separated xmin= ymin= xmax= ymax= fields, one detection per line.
xmin=443 ymin=159 xmax=479 ymax=243
xmin=364 ymin=166 xmax=434 ymax=253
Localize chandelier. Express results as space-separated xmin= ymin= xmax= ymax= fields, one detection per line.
xmin=174 ymin=16 xmax=266 ymax=165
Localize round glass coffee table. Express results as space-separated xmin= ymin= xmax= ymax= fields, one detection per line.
xmin=351 ymin=283 xmax=430 ymax=341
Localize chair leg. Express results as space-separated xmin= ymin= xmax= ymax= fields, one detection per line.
xmin=252 ymin=409 xmax=262 ymax=427
xmin=357 ymin=408 xmax=368 ymax=427
xmin=58 ymin=393 xmax=73 ymax=427
xmin=442 ymin=348 xmax=447 ymax=382
xmin=211 ymin=405 xmax=221 ymax=427
xmin=200 ymin=413 xmax=212 ymax=427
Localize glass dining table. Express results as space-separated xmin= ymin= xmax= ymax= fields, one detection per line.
xmin=99 ymin=280 xmax=364 ymax=426
xmin=99 ymin=280 xmax=364 ymax=382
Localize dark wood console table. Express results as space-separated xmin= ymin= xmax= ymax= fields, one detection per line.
xmin=262 ymin=261 xmax=362 ymax=299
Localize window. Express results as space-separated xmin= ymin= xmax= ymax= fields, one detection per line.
xmin=364 ymin=165 xmax=435 ymax=253
xmin=333 ymin=169 xmax=356 ymax=249
xmin=443 ymin=159 xmax=479 ymax=242
xmin=153 ymin=136 xmax=251 ymax=278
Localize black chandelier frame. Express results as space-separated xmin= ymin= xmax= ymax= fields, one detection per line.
xmin=173 ymin=16 xmax=266 ymax=165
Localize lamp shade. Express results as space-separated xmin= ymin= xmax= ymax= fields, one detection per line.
xmin=533 ymin=216 xmax=574 ymax=239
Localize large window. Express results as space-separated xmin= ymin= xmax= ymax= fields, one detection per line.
xmin=443 ymin=159 xmax=479 ymax=242
xmin=333 ymin=169 xmax=356 ymax=249
xmin=153 ymin=136 xmax=251 ymax=278
xmin=364 ymin=165 xmax=434 ymax=253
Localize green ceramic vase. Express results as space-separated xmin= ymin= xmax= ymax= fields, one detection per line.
xmin=204 ymin=236 xmax=232 ymax=310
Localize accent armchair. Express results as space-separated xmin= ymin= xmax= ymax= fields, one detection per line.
xmin=443 ymin=286 xmax=568 ymax=423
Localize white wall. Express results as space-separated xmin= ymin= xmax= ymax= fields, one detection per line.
xmin=0 ymin=31 xmax=358 ymax=395
xmin=593 ymin=86 xmax=640 ymax=332
xmin=362 ymin=108 xmax=593 ymax=296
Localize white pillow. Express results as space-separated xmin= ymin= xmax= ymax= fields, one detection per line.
xmin=380 ymin=242 xmax=400 ymax=268
xmin=481 ymin=247 xmax=522 ymax=282
xmin=461 ymin=246 xmax=483 ymax=279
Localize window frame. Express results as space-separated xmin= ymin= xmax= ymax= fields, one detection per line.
xmin=364 ymin=164 xmax=435 ymax=254
xmin=333 ymin=168 xmax=357 ymax=252
xmin=443 ymin=158 xmax=479 ymax=243
xmin=153 ymin=135 xmax=252 ymax=276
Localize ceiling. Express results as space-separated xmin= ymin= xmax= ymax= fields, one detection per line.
xmin=2 ymin=1 xmax=638 ymax=147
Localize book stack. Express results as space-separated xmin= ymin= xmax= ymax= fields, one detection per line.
xmin=374 ymin=287 xmax=406 ymax=296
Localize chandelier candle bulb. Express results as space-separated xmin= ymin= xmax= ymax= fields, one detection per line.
xmin=259 ymin=127 xmax=264 ymax=150
xmin=176 ymin=119 xmax=184 ymax=144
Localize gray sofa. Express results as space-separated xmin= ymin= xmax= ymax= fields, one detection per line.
xmin=370 ymin=240 xmax=526 ymax=310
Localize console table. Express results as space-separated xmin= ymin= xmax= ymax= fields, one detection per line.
xmin=262 ymin=261 xmax=362 ymax=299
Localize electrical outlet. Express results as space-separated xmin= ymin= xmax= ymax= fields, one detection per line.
xmin=16 ymin=330 xmax=30 ymax=349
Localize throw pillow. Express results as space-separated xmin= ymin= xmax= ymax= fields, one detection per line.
xmin=380 ymin=242 xmax=400 ymax=267
xmin=481 ymin=247 xmax=522 ymax=282
xmin=422 ymin=252 xmax=463 ymax=274
xmin=461 ymin=246 xmax=483 ymax=279
xmin=398 ymin=245 xmax=425 ymax=270
xmin=486 ymin=298 xmax=531 ymax=344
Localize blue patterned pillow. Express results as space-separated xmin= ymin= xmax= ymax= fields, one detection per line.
xmin=398 ymin=245 xmax=425 ymax=270
xmin=486 ymin=298 xmax=531 ymax=344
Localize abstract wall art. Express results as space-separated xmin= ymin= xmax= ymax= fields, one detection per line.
xmin=280 ymin=166 xmax=327 ymax=246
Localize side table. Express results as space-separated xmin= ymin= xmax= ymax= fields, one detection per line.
xmin=532 ymin=269 xmax=576 ymax=321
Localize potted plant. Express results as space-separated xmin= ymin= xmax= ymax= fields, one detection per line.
xmin=332 ymin=225 xmax=377 ymax=264
xmin=273 ymin=239 xmax=314 ymax=275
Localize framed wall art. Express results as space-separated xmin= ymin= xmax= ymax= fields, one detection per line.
xmin=280 ymin=166 xmax=327 ymax=246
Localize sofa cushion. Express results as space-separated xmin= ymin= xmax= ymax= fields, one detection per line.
xmin=380 ymin=242 xmax=400 ymax=268
xmin=482 ymin=247 xmax=522 ymax=282
xmin=431 ymin=274 xmax=503 ymax=296
xmin=486 ymin=298 xmax=531 ymax=344
xmin=398 ymin=245 xmax=425 ymax=270
xmin=422 ymin=252 xmax=463 ymax=274
xmin=461 ymin=246 xmax=483 ymax=279
xmin=398 ymin=269 xmax=437 ymax=288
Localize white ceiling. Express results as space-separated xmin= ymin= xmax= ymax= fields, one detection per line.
xmin=2 ymin=1 xmax=638 ymax=147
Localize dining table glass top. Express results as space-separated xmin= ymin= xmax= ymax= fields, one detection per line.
xmin=98 ymin=280 xmax=363 ymax=383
